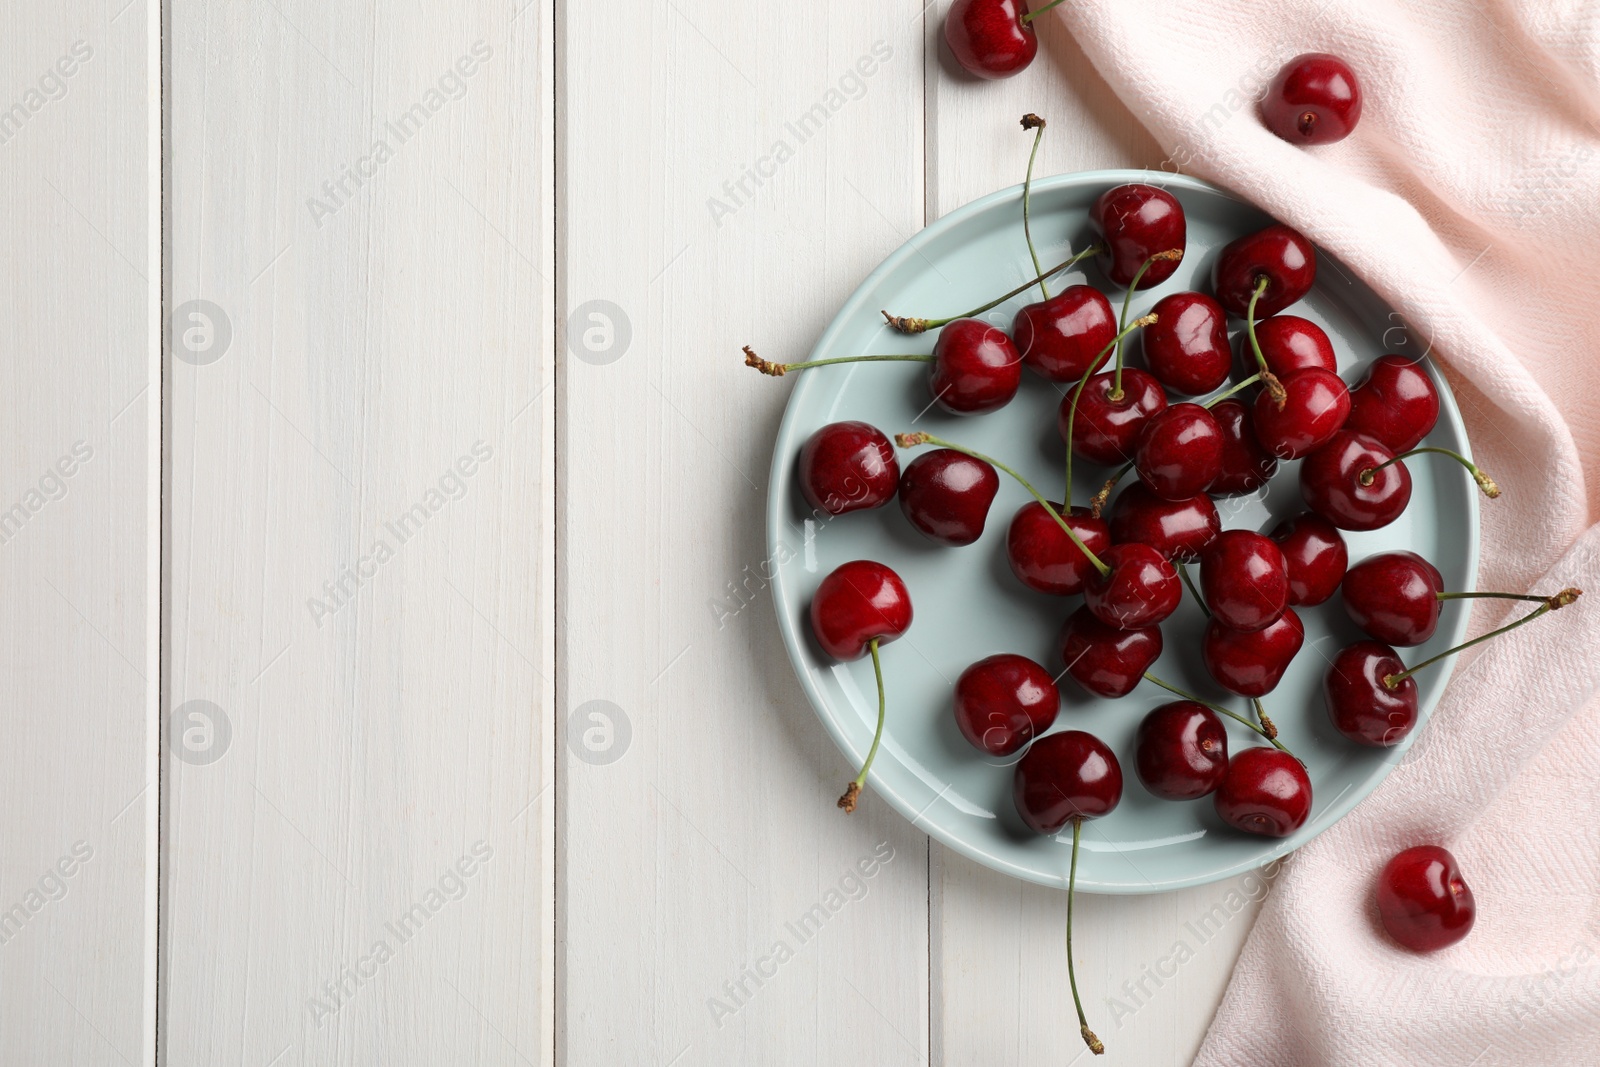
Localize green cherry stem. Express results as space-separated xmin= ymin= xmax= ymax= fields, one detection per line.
xmin=1383 ymin=588 xmax=1583 ymax=690
xmin=1436 ymin=591 xmax=1552 ymax=604
xmin=744 ymin=347 xmax=932 ymax=377
xmin=896 ymin=432 xmax=1110 ymax=576
xmin=1020 ymin=0 xmax=1069 ymax=23
xmin=1202 ymin=372 xmax=1263 ymax=408
xmin=1112 ymin=249 xmax=1183 ymax=399
xmin=1063 ymin=314 xmax=1158 ymax=501
xmin=838 ymin=638 xmax=887 ymax=813
xmin=1244 ymin=277 xmax=1287 ymax=407
xmin=1065 ymin=818 xmax=1105 ymax=1056
xmin=1142 ymin=672 xmax=1294 ymax=756
xmin=1179 ymin=562 xmax=1209 ymax=617
xmin=882 ymin=247 xmax=1101 ymax=334
xmin=1021 ymin=115 xmax=1049 ymax=301
xmin=1359 ymin=446 xmax=1501 ymax=499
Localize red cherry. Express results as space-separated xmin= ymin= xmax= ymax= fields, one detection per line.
xmin=1214 ymin=747 xmax=1313 ymax=837
xmin=1346 ymin=355 xmax=1440 ymax=453
xmin=1013 ymin=285 xmax=1118 ymax=383
xmin=1262 ymin=53 xmax=1363 ymax=146
xmin=1324 ymin=640 xmax=1418 ymax=746
xmin=1251 ymin=315 xmax=1337 ymax=376
xmin=1141 ymin=292 xmax=1231 ymax=394
xmin=1300 ymin=430 xmax=1412 ymax=531
xmin=1251 ymin=366 xmax=1351 ymax=459
xmin=1270 ymin=512 xmax=1348 ymax=606
xmin=1377 ymin=846 xmax=1476 ymax=952
xmin=1107 ymin=483 xmax=1220 ymax=562
xmin=1062 ymin=367 xmax=1168 ymax=467
xmin=1342 ymin=551 xmax=1445 ymax=647
xmin=1202 ymin=609 xmax=1305 ymax=697
xmin=1006 ymin=502 xmax=1111 ymax=596
xmin=1209 ymin=398 xmax=1278 ymax=494
xmin=930 ymin=318 xmax=1023 ymax=415
xmin=953 ymin=653 xmax=1060 ymax=756
xmin=798 ymin=421 xmax=899 ymax=515
xmin=1088 ymin=184 xmax=1186 ymax=289
xmin=1135 ymin=702 xmax=1229 ymax=801
xmin=1058 ymin=606 xmax=1163 ymax=698
xmin=1013 ymin=730 xmax=1123 ymax=835
xmin=1133 ymin=402 xmax=1224 ymax=501
xmin=1213 ymin=224 xmax=1316 ymax=318
xmin=898 ymin=448 xmax=1000 ymax=547
xmin=1199 ymin=530 xmax=1289 ymax=633
xmin=1084 ymin=541 xmax=1182 ymax=629
xmin=809 ymin=560 xmax=913 ymax=661
xmin=943 ymin=0 xmax=1037 ymax=80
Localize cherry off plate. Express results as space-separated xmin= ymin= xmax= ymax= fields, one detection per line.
xmin=765 ymin=169 xmax=1479 ymax=893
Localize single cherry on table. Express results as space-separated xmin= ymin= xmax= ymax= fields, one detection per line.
xmin=944 ymin=0 xmax=1039 ymax=80
xmin=1252 ymin=365 xmax=1351 ymax=460
xmin=1377 ymin=845 xmax=1475 ymax=952
xmin=1251 ymin=314 xmax=1337 ymax=377
xmin=1214 ymin=224 xmax=1317 ymax=319
xmin=898 ymin=448 xmax=1000 ymax=547
xmin=1062 ymin=366 xmax=1168 ymax=467
xmin=1262 ymin=52 xmax=1363 ymax=146
xmin=953 ymin=653 xmax=1059 ymax=756
xmin=930 ymin=318 xmax=1024 ymax=414
xmin=1341 ymin=550 xmax=1446 ymax=646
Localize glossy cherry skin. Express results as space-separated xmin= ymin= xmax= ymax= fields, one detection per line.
xmin=1062 ymin=368 xmax=1168 ymax=467
xmin=1378 ymin=846 xmax=1476 ymax=952
xmin=1324 ymin=640 xmax=1418 ymax=746
xmin=798 ymin=421 xmax=899 ymax=515
xmin=1252 ymin=315 xmax=1337 ymax=376
xmin=1089 ymin=184 xmax=1186 ymax=289
xmin=953 ymin=653 xmax=1060 ymax=756
xmin=1006 ymin=502 xmax=1112 ymax=596
xmin=1214 ymin=748 xmax=1313 ymax=837
xmin=1346 ymin=355 xmax=1440 ymax=453
xmin=1270 ymin=512 xmax=1348 ymax=606
xmin=1014 ymin=730 xmax=1123 ymax=835
xmin=1199 ymin=530 xmax=1289 ymax=633
xmin=1108 ymin=483 xmax=1220 ymax=562
xmin=1013 ymin=285 xmax=1118 ymax=383
xmin=1209 ymin=398 xmax=1278 ymax=494
xmin=1142 ymin=292 xmax=1231 ymax=394
xmin=1300 ymin=430 xmax=1412 ymax=531
xmin=809 ymin=560 xmax=913 ymax=661
xmin=1085 ymin=542 xmax=1182 ymax=630
xmin=1202 ymin=609 xmax=1304 ymax=697
xmin=1058 ymin=606 xmax=1163 ymax=698
xmin=930 ymin=318 xmax=1023 ymax=414
xmin=1342 ymin=551 xmax=1445 ymax=647
xmin=1252 ymin=367 xmax=1351 ymax=460
xmin=1134 ymin=403 xmax=1224 ymax=500
xmin=1214 ymin=224 xmax=1317 ymax=318
xmin=944 ymin=0 xmax=1037 ymax=80
xmin=1135 ymin=702 xmax=1228 ymax=801
xmin=898 ymin=449 xmax=1000 ymax=547
xmin=1262 ymin=53 xmax=1363 ymax=146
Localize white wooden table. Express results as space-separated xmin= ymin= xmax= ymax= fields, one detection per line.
xmin=8 ymin=3 xmax=1266 ymax=1063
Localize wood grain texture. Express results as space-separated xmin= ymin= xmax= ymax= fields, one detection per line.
xmin=163 ymin=2 xmax=554 ymax=1063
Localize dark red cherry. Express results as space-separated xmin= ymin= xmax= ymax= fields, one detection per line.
xmin=1006 ymin=502 xmax=1111 ymax=596
xmin=1202 ymin=609 xmax=1304 ymax=697
xmin=1342 ymin=551 xmax=1445 ymax=647
xmin=1300 ymin=430 xmax=1412 ymax=531
xmin=930 ymin=318 xmax=1023 ymax=415
xmin=1346 ymin=355 xmax=1440 ymax=453
xmin=1085 ymin=541 xmax=1182 ymax=629
xmin=1141 ymin=292 xmax=1231 ymax=394
xmin=1214 ymin=748 xmax=1313 ymax=837
xmin=1270 ymin=512 xmax=1348 ymax=606
xmin=1013 ymin=285 xmax=1118 ymax=383
xmin=1062 ymin=367 xmax=1168 ymax=467
xmin=1108 ymin=483 xmax=1220 ymax=562
xmin=1262 ymin=53 xmax=1363 ymax=146
xmin=1199 ymin=530 xmax=1289 ymax=633
xmin=798 ymin=421 xmax=899 ymax=515
xmin=809 ymin=560 xmax=913 ymax=661
xmin=953 ymin=653 xmax=1060 ymax=756
xmin=1324 ymin=640 xmax=1418 ymax=746
xmin=1209 ymin=398 xmax=1278 ymax=494
xmin=1013 ymin=729 xmax=1123 ymax=835
xmin=1377 ymin=846 xmax=1476 ymax=952
xmin=1251 ymin=367 xmax=1351 ymax=459
xmin=1213 ymin=224 xmax=1316 ymax=318
xmin=943 ymin=0 xmax=1037 ymax=80
xmin=1135 ymin=702 xmax=1228 ymax=801
xmin=1058 ymin=606 xmax=1163 ymax=698
xmin=898 ymin=448 xmax=1000 ymax=547
xmin=1251 ymin=315 xmax=1337 ymax=376
xmin=1133 ymin=402 xmax=1224 ymax=500
xmin=1088 ymin=183 xmax=1186 ymax=289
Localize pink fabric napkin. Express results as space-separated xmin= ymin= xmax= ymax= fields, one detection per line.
xmin=1054 ymin=2 xmax=1600 ymax=1062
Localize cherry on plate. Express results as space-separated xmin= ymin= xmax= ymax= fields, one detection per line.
xmin=798 ymin=421 xmax=899 ymax=515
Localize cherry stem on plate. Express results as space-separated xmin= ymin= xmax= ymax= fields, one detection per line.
xmin=743 ymin=346 xmax=933 ymax=377
xmin=1142 ymin=672 xmax=1294 ymax=756
xmin=1251 ymin=697 xmax=1279 ymax=740
xmin=1112 ymin=249 xmax=1182 ymax=400
xmin=1065 ymin=817 xmax=1105 ymax=1056
xmin=1064 ymin=315 xmax=1158 ymax=501
xmin=1383 ymin=588 xmax=1583 ymax=689
xmin=881 ymin=246 xmax=1101 ymax=334
xmin=1244 ymin=277 xmax=1288 ymax=407
xmin=1359 ymin=446 xmax=1501 ymax=499
xmin=1089 ymin=462 xmax=1131 ymax=518
xmin=1021 ymin=115 xmax=1049 ymax=301
xmin=1020 ymin=0 xmax=1069 ymax=23
xmin=896 ymin=432 xmax=1110 ymax=576
xmin=838 ymin=638 xmax=887 ymax=814
xmin=1180 ymin=561 xmax=1209 ymax=617
xmin=1203 ymin=372 xmax=1263 ymax=408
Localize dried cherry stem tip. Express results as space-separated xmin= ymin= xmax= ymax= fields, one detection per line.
xmin=1382 ymin=589 xmax=1583 ymax=690
xmin=1359 ymin=447 xmax=1499 ymax=499
xmin=836 ymin=782 xmax=861 ymax=813
xmin=1252 ymin=698 xmax=1279 ymax=740
xmin=1082 ymin=1027 xmax=1105 ymax=1056
xmin=1089 ymin=479 xmax=1116 ymax=518
xmin=1021 ymin=113 xmax=1045 ymax=130
xmin=882 ymin=314 xmax=930 ymax=335
xmin=744 ymin=346 xmax=783 ymax=375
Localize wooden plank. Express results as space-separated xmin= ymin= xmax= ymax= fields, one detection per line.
xmin=162 ymin=2 xmax=555 ymax=1062
xmin=558 ymin=3 xmax=933 ymax=1064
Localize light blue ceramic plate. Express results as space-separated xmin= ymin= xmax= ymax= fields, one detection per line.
xmin=765 ymin=170 xmax=1479 ymax=893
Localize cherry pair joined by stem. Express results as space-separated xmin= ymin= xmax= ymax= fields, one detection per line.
xmin=953 ymin=653 xmax=1059 ymax=756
